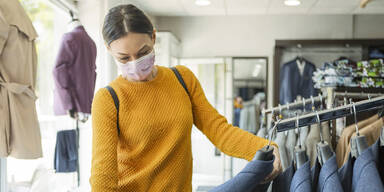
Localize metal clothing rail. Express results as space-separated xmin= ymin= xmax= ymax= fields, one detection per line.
xmin=263 ymin=95 xmax=325 ymax=114
xmin=275 ymin=95 xmax=384 ymax=132
xmin=334 ymin=91 xmax=384 ymax=99
xmin=264 ymin=91 xmax=383 ymax=115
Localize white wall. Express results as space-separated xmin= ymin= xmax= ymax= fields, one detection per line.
xmin=156 ymin=14 xmax=384 ymax=108
xmin=354 ymin=15 xmax=384 ymax=38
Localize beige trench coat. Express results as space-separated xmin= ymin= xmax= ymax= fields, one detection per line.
xmin=0 ymin=0 xmax=42 ymax=159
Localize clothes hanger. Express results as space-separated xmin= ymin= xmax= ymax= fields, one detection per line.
xmin=376 ymin=98 xmax=384 ymax=146
xmin=316 ymin=111 xmax=333 ymax=165
xmin=69 ymin=10 xmax=79 ymax=22
xmin=311 ymin=96 xmax=315 ymax=112
xmin=253 ymin=119 xmax=282 ymax=161
xmin=260 ymin=109 xmax=266 ymax=131
xmin=350 ymin=102 xmax=369 ymax=158
xmin=380 ymin=125 xmax=384 ymax=147
xmin=294 ymin=113 xmax=308 ymax=169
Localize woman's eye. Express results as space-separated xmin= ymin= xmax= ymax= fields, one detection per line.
xmin=139 ymin=50 xmax=150 ymax=57
xmin=121 ymin=57 xmax=130 ymax=61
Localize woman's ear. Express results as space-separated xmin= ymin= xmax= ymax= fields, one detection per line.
xmin=105 ymin=42 xmax=111 ymax=51
xmin=152 ymin=29 xmax=156 ymax=44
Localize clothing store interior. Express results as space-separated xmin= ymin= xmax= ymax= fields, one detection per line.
xmin=1 ymin=0 xmax=384 ymax=191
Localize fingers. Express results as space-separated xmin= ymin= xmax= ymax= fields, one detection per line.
xmin=262 ymin=163 xmax=282 ymax=183
xmin=261 ymin=152 xmax=282 ymax=183
xmin=261 ymin=169 xmax=279 ymax=183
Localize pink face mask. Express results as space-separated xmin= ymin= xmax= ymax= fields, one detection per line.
xmin=115 ymin=50 xmax=155 ymax=81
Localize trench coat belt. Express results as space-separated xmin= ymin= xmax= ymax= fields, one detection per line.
xmin=0 ymin=81 xmax=37 ymax=100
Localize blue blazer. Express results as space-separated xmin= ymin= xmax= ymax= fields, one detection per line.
xmin=272 ymin=161 xmax=295 ymax=192
xmin=279 ymin=58 xmax=317 ymax=105
xmin=318 ymin=154 xmax=343 ymax=192
xmin=290 ymin=161 xmax=312 ymax=192
xmin=352 ymin=148 xmax=384 ymax=192
xmin=209 ymin=156 xmax=274 ymax=192
xmin=370 ymin=132 xmax=384 ymax=183
xmin=338 ymin=153 xmax=354 ymax=192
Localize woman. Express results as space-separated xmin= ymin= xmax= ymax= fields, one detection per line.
xmin=90 ymin=4 xmax=281 ymax=192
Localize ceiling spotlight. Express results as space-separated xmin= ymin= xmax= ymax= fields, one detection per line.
xmin=284 ymin=0 xmax=301 ymax=6
xmin=195 ymin=0 xmax=211 ymax=6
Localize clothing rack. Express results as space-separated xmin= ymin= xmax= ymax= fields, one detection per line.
xmin=263 ymin=95 xmax=325 ymax=114
xmin=334 ymin=91 xmax=384 ymax=99
xmin=263 ymin=91 xmax=383 ymax=115
xmin=275 ymin=95 xmax=384 ymax=132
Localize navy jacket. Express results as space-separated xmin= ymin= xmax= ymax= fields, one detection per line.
xmin=272 ymin=161 xmax=295 ymax=192
xmin=290 ymin=161 xmax=312 ymax=192
xmin=317 ymin=154 xmax=343 ymax=192
xmin=370 ymin=132 xmax=384 ymax=183
xmin=338 ymin=153 xmax=354 ymax=192
xmin=279 ymin=58 xmax=317 ymax=105
xmin=54 ymin=130 xmax=78 ymax=172
xmin=352 ymin=148 xmax=384 ymax=192
xmin=311 ymin=156 xmax=321 ymax=191
xmin=209 ymin=156 xmax=274 ymax=192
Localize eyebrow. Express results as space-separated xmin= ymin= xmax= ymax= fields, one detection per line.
xmin=117 ymin=45 xmax=149 ymax=56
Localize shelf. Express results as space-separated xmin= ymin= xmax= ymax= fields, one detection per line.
xmin=335 ymin=87 xmax=384 ymax=94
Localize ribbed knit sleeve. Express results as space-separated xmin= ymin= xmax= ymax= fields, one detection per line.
xmin=90 ymin=88 xmax=119 ymax=192
xmin=176 ymin=65 xmax=276 ymax=161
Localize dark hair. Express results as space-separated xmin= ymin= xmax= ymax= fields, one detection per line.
xmin=102 ymin=4 xmax=154 ymax=46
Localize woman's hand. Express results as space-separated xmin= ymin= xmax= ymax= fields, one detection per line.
xmin=262 ymin=145 xmax=282 ymax=183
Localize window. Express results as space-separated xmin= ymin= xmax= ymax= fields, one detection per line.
xmin=6 ymin=1 xmax=78 ymax=191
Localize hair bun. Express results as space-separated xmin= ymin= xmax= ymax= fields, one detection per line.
xmin=120 ymin=8 xmax=129 ymax=17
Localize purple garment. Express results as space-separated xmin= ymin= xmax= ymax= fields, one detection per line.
xmin=53 ymin=26 xmax=97 ymax=115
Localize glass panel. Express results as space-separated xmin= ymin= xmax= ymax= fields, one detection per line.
xmin=7 ymin=1 xmax=77 ymax=192
xmin=233 ymin=58 xmax=267 ymax=80
xmin=232 ymin=57 xmax=268 ymax=135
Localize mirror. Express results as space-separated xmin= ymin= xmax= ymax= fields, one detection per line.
xmin=232 ymin=57 xmax=268 ymax=135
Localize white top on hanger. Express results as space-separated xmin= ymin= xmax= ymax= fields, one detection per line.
xmin=296 ymin=59 xmax=306 ymax=76
xmin=67 ymin=20 xmax=82 ymax=32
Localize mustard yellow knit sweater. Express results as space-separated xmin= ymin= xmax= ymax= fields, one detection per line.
xmin=90 ymin=65 xmax=275 ymax=192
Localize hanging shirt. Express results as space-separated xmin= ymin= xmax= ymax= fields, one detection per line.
xmin=274 ymin=132 xmax=289 ymax=170
xmin=53 ymin=25 xmax=97 ymax=115
xmin=340 ymin=117 xmax=383 ymax=167
xmin=296 ymin=60 xmax=306 ymax=76
xmin=285 ymin=130 xmax=297 ymax=165
xmin=335 ymin=115 xmax=378 ymax=167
